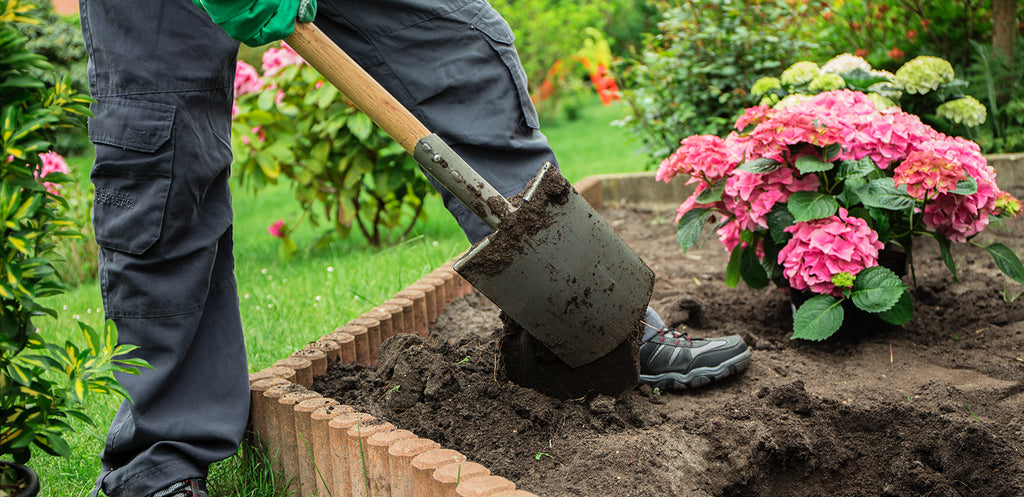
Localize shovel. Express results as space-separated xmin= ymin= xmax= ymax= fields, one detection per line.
xmin=285 ymin=22 xmax=654 ymax=370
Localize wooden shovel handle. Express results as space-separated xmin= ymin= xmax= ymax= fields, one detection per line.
xmin=285 ymin=22 xmax=429 ymax=154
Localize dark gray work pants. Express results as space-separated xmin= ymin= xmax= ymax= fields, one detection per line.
xmin=82 ymin=0 xmax=554 ymax=496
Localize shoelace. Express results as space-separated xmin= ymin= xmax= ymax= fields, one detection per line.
xmin=654 ymin=328 xmax=699 ymax=345
xmin=152 ymin=479 xmax=205 ymax=497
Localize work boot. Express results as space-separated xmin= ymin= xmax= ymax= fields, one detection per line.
xmin=638 ymin=328 xmax=751 ymax=390
xmin=149 ymin=479 xmax=209 ymax=497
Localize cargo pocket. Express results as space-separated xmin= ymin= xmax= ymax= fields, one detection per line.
xmin=472 ymin=8 xmax=540 ymax=130
xmin=89 ymin=99 xmax=175 ymax=255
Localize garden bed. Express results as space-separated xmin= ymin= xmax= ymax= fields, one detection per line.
xmin=251 ymin=164 xmax=1024 ymax=497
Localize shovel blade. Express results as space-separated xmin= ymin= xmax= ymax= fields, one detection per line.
xmin=454 ymin=165 xmax=655 ymax=368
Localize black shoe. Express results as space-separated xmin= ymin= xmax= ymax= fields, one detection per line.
xmin=639 ymin=328 xmax=750 ymax=389
xmin=149 ymin=479 xmax=209 ymax=497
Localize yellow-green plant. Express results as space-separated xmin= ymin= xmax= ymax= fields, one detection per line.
xmin=0 ymin=0 xmax=147 ymax=473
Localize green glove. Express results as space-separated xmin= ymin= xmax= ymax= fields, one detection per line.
xmin=194 ymin=0 xmax=317 ymax=47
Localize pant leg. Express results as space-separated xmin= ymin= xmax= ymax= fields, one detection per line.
xmin=314 ymin=0 xmax=558 ymax=243
xmin=80 ymin=1 xmax=249 ymax=496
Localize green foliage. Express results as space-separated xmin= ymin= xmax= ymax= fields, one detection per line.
xmin=232 ymin=61 xmax=434 ymax=252
xmin=16 ymin=2 xmax=90 ymax=155
xmin=617 ymin=0 xmax=821 ymax=164
xmin=813 ymin=0 xmax=991 ymax=72
xmin=964 ymin=38 xmax=1024 ymax=153
xmin=0 ymin=0 xmax=145 ymax=467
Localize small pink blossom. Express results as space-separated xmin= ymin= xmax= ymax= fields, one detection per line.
xmin=36 ymin=151 xmax=69 ymax=195
xmin=234 ymin=61 xmax=264 ymax=97
xmin=267 ymin=220 xmax=285 ymax=238
xmin=241 ymin=126 xmax=266 ymax=146
xmin=275 ymin=89 xmax=286 ymax=106
xmin=777 ymin=208 xmax=884 ymax=296
xmin=262 ymin=41 xmax=306 ymax=77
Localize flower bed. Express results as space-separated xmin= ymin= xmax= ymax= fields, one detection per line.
xmin=248 ymin=160 xmax=1023 ymax=497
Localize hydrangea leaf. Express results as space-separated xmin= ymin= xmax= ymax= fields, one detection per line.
xmin=725 ymin=245 xmax=742 ymax=288
xmin=936 ymin=234 xmax=958 ymax=282
xmin=879 ymin=289 xmax=913 ymax=325
xmin=792 ymin=295 xmax=844 ymax=341
xmin=740 ymin=244 xmax=768 ymax=289
xmin=766 ymin=203 xmax=794 ymax=244
xmin=695 ymin=180 xmax=725 ymax=204
xmin=795 ymin=155 xmax=834 ymax=175
xmin=737 ymin=157 xmax=782 ymax=174
xmin=836 ymin=157 xmax=876 ymax=181
xmin=952 ymin=177 xmax=978 ymax=195
xmin=984 ymin=243 xmax=1024 ymax=285
xmin=787 ymin=191 xmax=838 ymax=222
xmin=676 ymin=208 xmax=711 ymax=252
xmin=855 ymin=178 xmax=916 ymax=210
xmin=851 ymin=266 xmax=904 ymax=313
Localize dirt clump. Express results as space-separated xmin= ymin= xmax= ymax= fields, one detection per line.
xmin=314 ymin=207 xmax=1024 ymax=497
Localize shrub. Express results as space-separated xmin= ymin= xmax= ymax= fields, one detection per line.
xmin=231 ymin=44 xmax=435 ymax=253
xmin=617 ymin=0 xmax=821 ymax=165
xmin=1 ymin=0 xmax=145 ymax=470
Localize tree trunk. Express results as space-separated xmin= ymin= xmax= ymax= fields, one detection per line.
xmin=992 ymin=0 xmax=1017 ymax=65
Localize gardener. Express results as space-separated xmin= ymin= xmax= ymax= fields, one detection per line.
xmin=81 ymin=1 xmax=751 ymax=496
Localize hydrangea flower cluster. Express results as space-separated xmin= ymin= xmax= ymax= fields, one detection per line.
xmin=936 ymin=96 xmax=987 ymax=127
xmin=261 ymin=41 xmax=307 ymax=77
xmin=663 ymin=89 xmax=1021 ymax=298
xmin=778 ymin=208 xmax=884 ymax=296
xmin=37 ymin=151 xmax=69 ymax=195
xmin=893 ymin=55 xmax=954 ymax=94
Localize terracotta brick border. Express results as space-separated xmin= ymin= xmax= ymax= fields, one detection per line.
xmin=244 ymin=160 xmax=1024 ymax=497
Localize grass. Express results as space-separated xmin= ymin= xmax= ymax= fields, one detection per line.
xmin=30 ymin=96 xmax=648 ymax=496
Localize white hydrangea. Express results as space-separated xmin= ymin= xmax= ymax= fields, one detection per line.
xmin=937 ymin=96 xmax=987 ymax=127
xmin=821 ymin=53 xmax=872 ymax=75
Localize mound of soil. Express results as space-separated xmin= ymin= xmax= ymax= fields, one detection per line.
xmin=314 ymin=205 xmax=1024 ymax=497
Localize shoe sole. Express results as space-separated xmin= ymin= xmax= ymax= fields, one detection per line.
xmin=639 ymin=349 xmax=752 ymax=390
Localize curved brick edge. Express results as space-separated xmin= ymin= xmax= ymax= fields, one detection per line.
xmin=244 ymin=178 xmax=610 ymax=497
xmin=247 ymin=264 xmax=539 ymax=497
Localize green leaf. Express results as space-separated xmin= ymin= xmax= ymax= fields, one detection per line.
xmin=787 ymin=191 xmax=838 ymax=222
xmin=879 ymin=290 xmax=913 ymax=325
xmin=822 ymin=143 xmax=843 ymax=161
xmin=984 ymin=243 xmax=1024 ymax=285
xmin=676 ymin=208 xmax=711 ymax=251
xmin=951 ymin=177 xmax=977 ymax=195
xmin=795 ymin=155 xmax=834 ymax=174
xmin=736 ymin=157 xmax=782 ymax=174
xmin=850 ymin=266 xmax=905 ymax=313
xmin=936 ymin=235 xmax=957 ymax=282
xmin=347 ymin=112 xmax=374 ymax=141
xmin=792 ymin=295 xmax=844 ymax=341
xmin=740 ymin=244 xmax=768 ymax=289
xmin=836 ymin=157 xmax=877 ymax=181
xmin=855 ymin=178 xmax=916 ymax=210
xmin=766 ymin=203 xmax=795 ymax=244
xmin=724 ymin=246 xmax=742 ymax=288
xmin=695 ymin=180 xmax=725 ymax=204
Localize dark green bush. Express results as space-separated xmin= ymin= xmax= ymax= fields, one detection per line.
xmin=617 ymin=0 xmax=821 ymax=165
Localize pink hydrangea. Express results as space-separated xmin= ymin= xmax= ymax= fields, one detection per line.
xmin=234 ymin=61 xmax=264 ymax=97
xmin=262 ymin=41 xmax=306 ymax=77
xmin=36 ymin=151 xmax=69 ymax=195
xmin=657 ymin=134 xmax=739 ymax=184
xmin=893 ymin=148 xmax=965 ymax=199
xmin=777 ymin=208 xmax=884 ymax=296
xmin=723 ymin=167 xmax=820 ymax=231
xmin=919 ymin=136 xmax=1000 ymax=242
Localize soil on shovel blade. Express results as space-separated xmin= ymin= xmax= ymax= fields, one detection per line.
xmin=314 ymin=203 xmax=1024 ymax=497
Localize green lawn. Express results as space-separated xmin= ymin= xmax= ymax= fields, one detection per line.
xmin=32 ymin=96 xmax=651 ymax=496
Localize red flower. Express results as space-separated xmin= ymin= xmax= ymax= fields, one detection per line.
xmin=906 ymin=29 xmax=917 ymax=41
xmin=888 ymin=46 xmax=905 ymax=60
xmin=920 ymin=18 xmax=931 ymax=28
xmin=822 ymin=10 xmax=833 ymax=21
xmin=851 ymin=21 xmax=862 ymax=31
xmin=267 ymin=220 xmax=285 ymax=238
xmin=855 ymin=48 xmax=868 ymax=57
xmin=589 ymin=64 xmax=620 ymax=106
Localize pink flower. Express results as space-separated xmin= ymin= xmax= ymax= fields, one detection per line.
xmin=241 ymin=125 xmax=266 ymax=146
xmin=36 ymin=151 xmax=69 ymax=195
xmin=267 ymin=220 xmax=285 ymax=238
xmin=234 ymin=61 xmax=264 ymax=97
xmin=657 ymin=135 xmax=739 ymax=184
xmin=778 ymin=208 xmax=884 ymax=296
xmin=262 ymin=41 xmax=306 ymax=77
xmin=893 ymin=148 xmax=964 ymax=199
xmin=723 ymin=167 xmax=820 ymax=231
xmin=275 ymin=89 xmax=286 ymax=106
xmin=918 ymin=136 xmax=1000 ymax=242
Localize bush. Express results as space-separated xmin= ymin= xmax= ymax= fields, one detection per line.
xmin=1 ymin=0 xmax=145 ymax=469
xmin=617 ymin=0 xmax=821 ymax=165
xmin=17 ymin=2 xmax=90 ymax=155
xmin=231 ymin=44 xmax=435 ymax=253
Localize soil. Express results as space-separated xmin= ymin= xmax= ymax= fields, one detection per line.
xmin=313 ymin=202 xmax=1024 ymax=497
